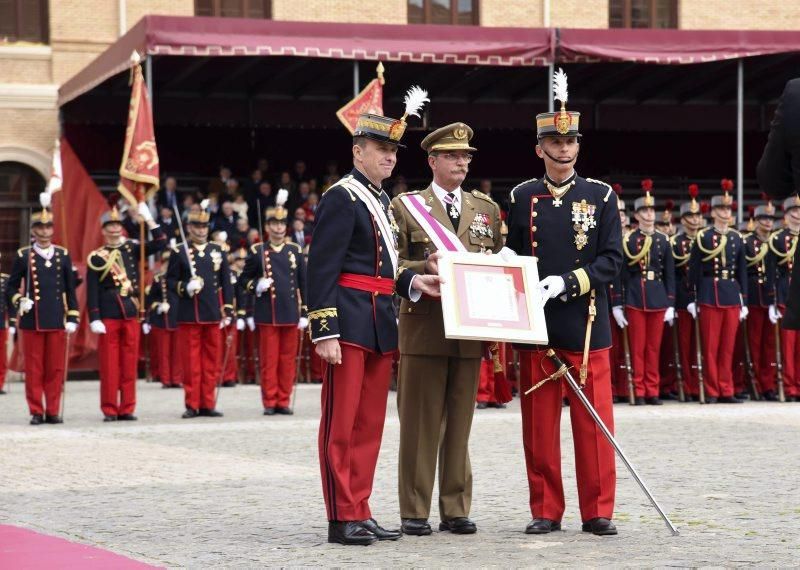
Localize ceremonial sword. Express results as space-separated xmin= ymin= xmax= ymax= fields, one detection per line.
xmin=531 ymin=349 xmax=680 ymax=536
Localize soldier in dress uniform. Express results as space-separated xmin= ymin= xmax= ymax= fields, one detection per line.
xmin=671 ymin=186 xmax=704 ymax=401
xmin=611 ymin=180 xmax=675 ymax=405
xmin=218 ymin=246 xmax=247 ymax=388
xmin=504 ymin=69 xmax=623 ymax=536
xmin=7 ymin=196 xmax=80 ymax=424
xmin=147 ymin=250 xmax=182 ymax=388
xmin=742 ymin=197 xmax=779 ymax=400
xmin=306 ymin=89 xmax=443 ymax=546
xmin=166 ymin=201 xmax=234 ymax=418
xmin=391 ymin=122 xmax=502 ymax=537
xmin=687 ymin=179 xmax=748 ymax=403
xmin=608 ymin=184 xmax=627 ymax=402
xmin=87 ymin=203 xmax=166 ymax=421
xmin=0 ymin=265 xmax=14 ymax=395
xmin=770 ymin=195 xmax=800 ymax=401
xmin=241 ymin=193 xmax=308 ymax=415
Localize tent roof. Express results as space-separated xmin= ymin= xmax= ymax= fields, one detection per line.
xmin=59 ymin=16 xmax=800 ymax=107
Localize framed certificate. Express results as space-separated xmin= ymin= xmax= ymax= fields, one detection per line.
xmin=438 ymin=252 xmax=548 ymax=345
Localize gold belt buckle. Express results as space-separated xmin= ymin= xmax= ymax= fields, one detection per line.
xmin=721 ymin=270 xmax=729 ymax=280
xmin=646 ymin=270 xmax=654 ymax=280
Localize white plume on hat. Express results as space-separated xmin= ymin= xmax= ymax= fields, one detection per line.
xmin=276 ymin=188 xmax=289 ymax=207
xmin=553 ymin=68 xmax=568 ymax=105
xmin=39 ymin=191 xmax=51 ymax=209
xmin=200 ymin=198 xmax=210 ymax=210
xmin=402 ymin=86 xmax=429 ymax=120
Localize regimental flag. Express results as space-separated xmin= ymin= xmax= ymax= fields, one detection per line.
xmin=336 ymin=62 xmax=385 ymax=134
xmin=118 ymin=51 xmax=159 ymax=208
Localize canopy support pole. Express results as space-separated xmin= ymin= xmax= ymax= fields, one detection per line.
xmin=737 ymin=58 xmax=744 ymax=222
xmin=353 ymin=60 xmax=360 ymax=99
xmin=146 ymin=54 xmax=154 ymax=117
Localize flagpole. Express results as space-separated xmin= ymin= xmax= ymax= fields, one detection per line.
xmin=139 ymin=183 xmax=146 ymax=321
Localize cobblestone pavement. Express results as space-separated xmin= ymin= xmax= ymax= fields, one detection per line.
xmin=1 ymin=379 xmax=799 ymax=567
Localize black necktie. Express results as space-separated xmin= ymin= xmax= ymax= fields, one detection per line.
xmin=443 ymin=192 xmax=460 ymax=230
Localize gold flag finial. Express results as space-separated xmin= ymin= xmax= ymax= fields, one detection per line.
xmin=376 ymin=61 xmax=385 ymax=86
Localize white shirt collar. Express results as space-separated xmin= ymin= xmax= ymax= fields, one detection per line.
xmin=431 ymin=182 xmax=462 ymax=213
xmin=33 ymin=243 xmax=54 ymax=259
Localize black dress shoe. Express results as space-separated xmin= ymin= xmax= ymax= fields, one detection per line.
xmin=660 ymin=392 xmax=678 ymax=401
xmin=171 ymin=383 xmax=183 ymax=388
xmin=199 ymin=408 xmax=224 ymax=417
xmin=763 ymin=390 xmax=779 ymax=401
xmin=635 ymin=397 xmax=645 ymax=406
xmin=103 ymin=415 xmax=117 ymax=422
xmin=275 ymin=406 xmax=293 ymax=415
xmin=705 ymin=397 xmax=718 ymax=404
xmin=401 ymin=518 xmax=432 ymax=536
xmin=645 ymin=397 xmax=663 ymax=406
xmin=30 ymin=414 xmax=44 ymax=425
xmin=476 ymin=402 xmax=488 ymax=409
xmin=439 ymin=517 xmax=477 ymax=534
xmin=718 ymin=396 xmax=744 ymax=404
xmin=263 ymin=407 xmax=276 ymax=416
xmin=118 ymin=414 xmax=138 ymax=421
xmin=360 ymin=518 xmax=402 ymax=540
xmin=525 ymin=518 xmax=561 ymax=534
xmin=689 ymin=394 xmax=700 ymax=402
xmin=612 ymin=395 xmax=620 ymax=404
xmin=222 ymin=381 xmax=237 ymax=388
xmin=328 ymin=521 xmax=377 ymax=546
xmin=45 ymin=415 xmax=63 ymax=424
xmin=733 ymin=392 xmax=749 ymax=400
xmin=582 ymin=517 xmax=617 ymax=536
xmin=182 ymin=409 xmax=199 ymax=419
xmin=0 ymin=388 xmax=6 ymax=395
xmin=490 ymin=402 xmax=507 ymax=409
xmin=161 ymin=383 xmax=172 ymax=389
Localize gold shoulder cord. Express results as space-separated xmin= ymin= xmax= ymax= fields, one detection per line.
xmin=622 ymin=231 xmax=652 ymax=266
xmin=670 ymin=234 xmax=691 ymax=267
xmin=770 ymin=232 xmax=798 ymax=266
xmin=695 ymin=229 xmax=727 ymax=265
xmin=87 ymin=248 xmax=124 ymax=281
xmin=746 ymin=242 xmax=769 ymax=267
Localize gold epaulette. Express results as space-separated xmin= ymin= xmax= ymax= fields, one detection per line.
xmin=250 ymin=243 xmax=260 ymax=255
xmin=470 ymin=190 xmax=496 ymax=205
xmin=17 ymin=246 xmax=31 ymax=257
xmin=170 ymin=241 xmax=182 ymax=253
xmin=394 ymin=190 xmax=421 ymax=199
xmin=54 ymin=245 xmax=69 ymax=255
xmin=655 ymin=230 xmax=671 ymax=240
xmin=325 ymin=177 xmax=357 ymax=201
xmin=585 ymin=178 xmax=614 ymax=203
xmin=509 ymin=178 xmax=538 ymax=204
xmin=287 ymin=242 xmax=302 ymax=252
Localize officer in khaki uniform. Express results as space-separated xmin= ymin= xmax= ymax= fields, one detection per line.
xmin=391 ymin=123 xmax=502 ymax=536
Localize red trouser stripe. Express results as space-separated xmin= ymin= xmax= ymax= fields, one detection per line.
xmin=258 ymin=325 xmax=298 ymax=408
xmin=626 ymin=308 xmax=666 ymax=398
xmin=22 ymin=330 xmax=66 ymax=416
xmin=318 ymin=344 xmax=392 ymax=521
xmin=98 ymin=318 xmax=140 ymax=416
xmin=519 ymin=348 xmax=616 ymax=522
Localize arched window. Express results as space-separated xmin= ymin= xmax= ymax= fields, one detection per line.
xmin=0 ymin=162 xmax=46 ymax=272
xmin=610 ymin=0 xmax=677 ymax=28
xmin=408 ymin=0 xmax=479 ymax=25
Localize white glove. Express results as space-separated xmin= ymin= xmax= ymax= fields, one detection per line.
xmin=298 ymin=317 xmax=309 ymax=330
xmin=8 ymin=326 xmax=16 ymax=336
xmin=769 ymin=304 xmax=782 ymax=325
xmin=246 ymin=317 xmax=256 ymax=331
xmin=739 ymin=306 xmax=749 ymax=322
xmin=219 ymin=317 xmax=232 ymax=329
xmin=18 ymin=297 xmax=33 ymax=316
xmin=137 ymin=201 xmax=154 ymax=223
xmin=236 ymin=318 xmax=245 ymax=331
xmin=90 ymin=320 xmax=106 ymax=334
xmin=186 ymin=277 xmax=203 ymax=296
xmin=142 ymin=323 xmax=151 ymax=335
xmin=157 ymin=302 xmax=170 ymax=314
xmin=687 ymin=302 xmax=698 ymax=319
xmin=65 ymin=322 xmax=78 ymax=334
xmin=498 ymin=247 xmax=517 ymax=263
xmin=537 ymin=275 xmax=566 ymax=305
xmin=255 ymin=277 xmax=273 ymax=296
xmin=216 ymin=230 xmax=228 ymax=244
xmin=612 ymin=306 xmax=628 ymax=328
xmin=664 ymin=307 xmax=675 ymax=326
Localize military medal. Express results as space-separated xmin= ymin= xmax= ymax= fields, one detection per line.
xmin=45 ymin=260 xmax=52 ymax=268
xmin=553 ymin=197 xmax=563 ymax=207
xmin=571 ymin=199 xmax=597 ymax=251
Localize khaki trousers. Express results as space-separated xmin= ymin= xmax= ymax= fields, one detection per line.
xmin=397 ymin=354 xmax=481 ymax=520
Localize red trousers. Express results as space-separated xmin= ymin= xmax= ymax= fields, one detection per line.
xmin=626 ymin=308 xmax=666 ymax=398
xmin=238 ymin=328 xmax=257 ymax=381
xmin=698 ymin=305 xmax=739 ymax=398
xmin=0 ymin=328 xmax=7 ymax=391
xmin=22 ymin=330 xmax=67 ymax=416
xmin=259 ymin=324 xmax=299 ymax=408
xmin=519 ymin=348 xmax=616 ymax=522
xmin=676 ymin=310 xmax=699 ymax=396
xmin=220 ymin=325 xmax=238 ymax=382
xmin=476 ymin=358 xmax=497 ymax=403
xmin=659 ymin=324 xmax=675 ymax=394
xmin=780 ymin=323 xmax=800 ymax=398
xmin=153 ymin=327 xmax=182 ymax=386
xmin=319 ymin=344 xmax=393 ymax=522
xmin=98 ymin=318 xmax=140 ymax=416
xmin=180 ymin=323 xmax=221 ymax=411
xmin=148 ymin=332 xmax=160 ymax=381
xmin=743 ymin=307 xmax=776 ymax=394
